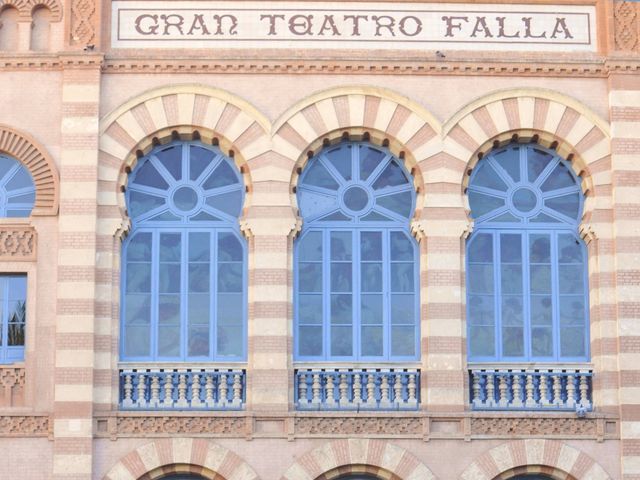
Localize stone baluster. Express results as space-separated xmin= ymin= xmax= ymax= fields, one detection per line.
xmin=191 ymin=374 xmax=201 ymax=408
xmin=122 ymin=374 xmax=133 ymax=407
xmin=163 ymin=373 xmax=174 ymax=407
xmin=298 ymin=373 xmax=307 ymax=405
xmin=380 ymin=373 xmax=390 ymax=406
xmin=511 ymin=372 xmax=523 ymax=408
xmin=566 ymin=374 xmax=576 ymax=408
xmin=471 ymin=372 xmax=482 ymax=407
xmin=136 ymin=373 xmax=147 ymax=408
xmin=353 ymin=374 xmax=362 ymax=404
xmin=552 ymin=373 xmax=562 ymax=406
xmin=407 ymin=374 xmax=417 ymax=404
xmin=525 ymin=374 xmax=536 ymax=408
xmin=580 ymin=374 xmax=591 ymax=408
xmin=497 ymin=374 xmax=508 ymax=407
xmin=393 ymin=374 xmax=403 ymax=404
xmin=339 ymin=374 xmax=349 ymax=406
xmin=312 ymin=373 xmax=322 ymax=404
xmin=176 ymin=374 xmax=188 ymax=407
xmin=366 ymin=373 xmax=376 ymax=405
xmin=232 ymin=374 xmax=242 ymax=406
xmin=325 ymin=374 xmax=335 ymax=406
xmin=486 ymin=372 xmax=495 ymax=407
xmin=539 ymin=373 xmax=550 ymax=406
xmin=149 ymin=374 xmax=160 ymax=407
xmin=218 ymin=374 xmax=228 ymax=406
xmin=205 ymin=375 xmax=215 ymax=407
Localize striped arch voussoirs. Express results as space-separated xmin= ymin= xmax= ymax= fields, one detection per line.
xmin=0 ymin=125 xmax=59 ymax=215
xmin=280 ymin=439 xmax=437 ymax=480
xmin=103 ymin=438 xmax=260 ymax=480
xmin=459 ymin=439 xmax=612 ymax=480
xmin=273 ymin=86 xmax=442 ymax=184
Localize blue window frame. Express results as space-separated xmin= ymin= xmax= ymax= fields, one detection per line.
xmin=466 ymin=144 xmax=589 ymax=362
xmin=295 ymin=142 xmax=419 ymax=361
xmin=0 ymin=154 xmax=35 ymax=217
xmin=0 ymin=275 xmax=27 ymax=363
xmin=121 ymin=141 xmax=247 ymax=362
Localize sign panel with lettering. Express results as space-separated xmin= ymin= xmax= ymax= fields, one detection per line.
xmin=111 ymin=1 xmax=596 ymax=52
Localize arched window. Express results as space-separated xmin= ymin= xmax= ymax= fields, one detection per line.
xmin=0 ymin=154 xmax=34 ymax=364
xmin=0 ymin=7 xmax=19 ymax=51
xmin=466 ymin=144 xmax=589 ymax=362
xmin=121 ymin=141 xmax=246 ymax=362
xmin=30 ymin=7 xmax=51 ymax=52
xmin=295 ymin=142 xmax=419 ymax=361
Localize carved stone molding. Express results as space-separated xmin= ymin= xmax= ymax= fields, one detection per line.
xmin=0 ymin=366 xmax=25 ymax=407
xmin=70 ymin=0 xmax=97 ymax=45
xmin=112 ymin=415 xmax=247 ymax=436
xmin=615 ymin=1 xmax=640 ymax=53
xmin=0 ymin=227 xmax=36 ymax=262
xmin=0 ymin=415 xmax=50 ymax=436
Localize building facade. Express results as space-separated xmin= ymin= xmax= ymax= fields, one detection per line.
xmin=0 ymin=0 xmax=638 ymax=478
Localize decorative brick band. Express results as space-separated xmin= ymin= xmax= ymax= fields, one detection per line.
xmin=459 ymin=439 xmax=612 ymax=480
xmin=0 ymin=125 xmax=59 ymax=216
xmin=103 ymin=439 xmax=259 ymax=480
xmin=281 ymin=438 xmax=436 ymax=480
xmin=0 ymin=227 xmax=36 ymax=261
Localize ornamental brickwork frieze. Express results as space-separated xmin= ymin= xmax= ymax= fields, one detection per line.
xmin=70 ymin=0 xmax=98 ymax=45
xmin=0 ymin=227 xmax=36 ymax=262
xmin=294 ymin=416 xmax=422 ymax=436
xmin=615 ymin=0 xmax=640 ymax=52
xmin=115 ymin=415 xmax=246 ymax=436
xmin=0 ymin=366 xmax=25 ymax=407
xmin=470 ymin=417 xmax=599 ymax=437
xmin=0 ymin=415 xmax=50 ymax=436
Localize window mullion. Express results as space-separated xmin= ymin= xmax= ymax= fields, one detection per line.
xmin=211 ymin=230 xmax=217 ymax=361
xmin=383 ymin=229 xmax=390 ymax=360
xmin=151 ymin=231 xmax=160 ymax=361
xmin=522 ymin=232 xmax=532 ymax=360
xmin=551 ymin=230 xmax=561 ymax=361
xmin=494 ymin=232 xmax=502 ymax=361
xmin=1 ymin=278 xmax=7 ymax=361
xmin=323 ymin=229 xmax=331 ymax=360
xmin=181 ymin=230 xmax=188 ymax=361
xmin=354 ymin=229 xmax=360 ymax=360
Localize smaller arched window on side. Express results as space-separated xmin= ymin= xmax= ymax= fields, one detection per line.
xmin=0 ymin=6 xmax=19 ymax=52
xmin=0 ymin=154 xmax=35 ymax=364
xmin=30 ymin=6 xmax=51 ymax=52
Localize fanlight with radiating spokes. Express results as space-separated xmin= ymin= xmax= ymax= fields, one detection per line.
xmin=127 ymin=142 xmax=244 ymax=225
xmin=468 ymin=144 xmax=583 ymax=227
xmin=297 ymin=142 xmax=415 ymax=225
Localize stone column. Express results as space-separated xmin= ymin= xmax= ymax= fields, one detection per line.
xmin=52 ymin=54 xmax=102 ymax=480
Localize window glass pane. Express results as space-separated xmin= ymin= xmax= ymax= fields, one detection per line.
xmin=159 ymin=295 xmax=180 ymax=325
xmin=158 ymin=326 xmax=180 ymax=356
xmin=133 ymin=160 xmax=169 ymax=189
xmin=559 ymin=265 xmax=584 ymax=294
xmin=361 ymin=264 xmax=382 ymax=292
xmin=371 ymin=162 xmax=407 ymax=189
xmin=217 ymin=294 xmax=243 ymax=326
xmin=530 ymin=296 xmax=552 ymax=325
xmin=189 ymin=264 xmax=210 ymax=292
xmin=126 ymin=263 xmax=151 ymax=293
xmin=468 ymin=264 xmax=493 ymax=294
xmin=361 ymin=295 xmax=382 ymax=324
xmin=125 ymin=294 xmax=150 ymax=325
xmin=468 ymin=233 xmax=493 ymax=263
xmin=6 ymin=167 xmax=32 ymax=191
xmin=472 ymin=162 xmax=508 ymax=191
xmin=159 ymin=263 xmax=181 ymax=293
xmin=558 ymin=234 xmax=583 ymax=263
xmin=493 ymin=147 xmax=520 ymax=182
xmin=7 ymin=322 xmax=24 ymax=346
xmin=189 ymin=145 xmax=214 ymax=181
xmin=8 ymin=192 xmax=35 ymax=204
xmin=545 ymin=193 xmax=580 ymax=220
xmin=530 ymin=265 xmax=551 ymax=294
xmin=331 ymin=231 xmax=352 ymax=260
xmin=468 ymin=295 xmax=494 ymax=326
xmin=206 ymin=190 xmax=243 ymax=217
xmin=299 ymin=326 xmax=322 ymax=356
xmin=188 ymin=232 xmax=210 ymax=261
xmin=299 ymin=263 xmax=322 ymax=292
xmin=391 ymin=263 xmax=413 ymax=292
xmin=531 ymin=327 xmax=553 ymax=357
xmin=218 ymin=233 xmax=243 ymax=262
xmin=129 ymin=190 xmax=165 ymax=217
xmin=376 ymin=191 xmax=413 ymax=218
xmin=217 ymin=325 xmax=242 ymax=356
xmin=331 ymin=326 xmax=352 ymax=356
xmin=502 ymin=296 xmax=523 ymax=326
xmin=469 ymin=326 xmax=495 ymax=357
xmin=361 ymin=232 xmax=381 ymax=260
xmin=202 ymin=161 xmax=237 ymax=190
xmin=390 ymin=231 xmax=413 ymax=260
xmin=157 ymin=145 xmax=182 ymax=181
xmin=500 ymin=234 xmax=521 ymax=262
xmin=561 ymin=327 xmax=585 ymax=357
xmin=330 ymin=294 xmax=352 ymax=325
xmin=540 ymin=162 xmax=575 ymax=191
xmin=391 ymin=326 xmax=414 ymax=356
xmin=361 ymin=326 xmax=383 ymax=356
xmin=125 ymin=325 xmax=150 ymax=357
xmin=160 ymin=233 xmax=181 ymax=261
xmin=359 ymin=147 xmax=386 ymax=181
xmin=325 ymin=146 xmax=352 ymax=181
xmin=501 ymin=265 xmax=522 ymax=294
xmin=560 ymin=296 xmax=585 ymax=326
xmin=188 ymin=325 xmax=209 ymax=357
xmin=188 ymin=294 xmax=209 ymax=325
xmin=218 ymin=263 xmax=242 ymax=293
xmin=502 ymin=326 xmax=524 ymax=357
xmin=529 ymin=234 xmax=550 ymax=263
xmin=299 ymin=232 xmax=322 ymax=261
xmin=331 ymin=263 xmax=352 ymax=292
xmin=527 ymin=148 xmax=553 ymax=183
xmin=391 ymin=294 xmax=414 ymax=324
xmin=469 ymin=191 xmax=505 ymax=218
xmin=303 ymin=160 xmax=339 ymax=190
xmin=298 ymin=295 xmax=322 ymax=324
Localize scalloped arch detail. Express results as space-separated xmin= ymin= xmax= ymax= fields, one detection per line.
xmin=0 ymin=125 xmax=58 ymax=216
xmin=102 ymin=438 xmax=260 ymax=480
xmin=280 ymin=439 xmax=437 ymax=480
xmin=459 ymin=440 xmax=612 ymax=480
xmin=0 ymin=0 xmax=61 ymax=20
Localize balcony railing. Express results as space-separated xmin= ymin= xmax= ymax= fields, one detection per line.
xmin=295 ymin=368 xmax=420 ymax=410
xmin=469 ymin=367 xmax=592 ymax=411
xmin=119 ymin=368 xmax=245 ymax=410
